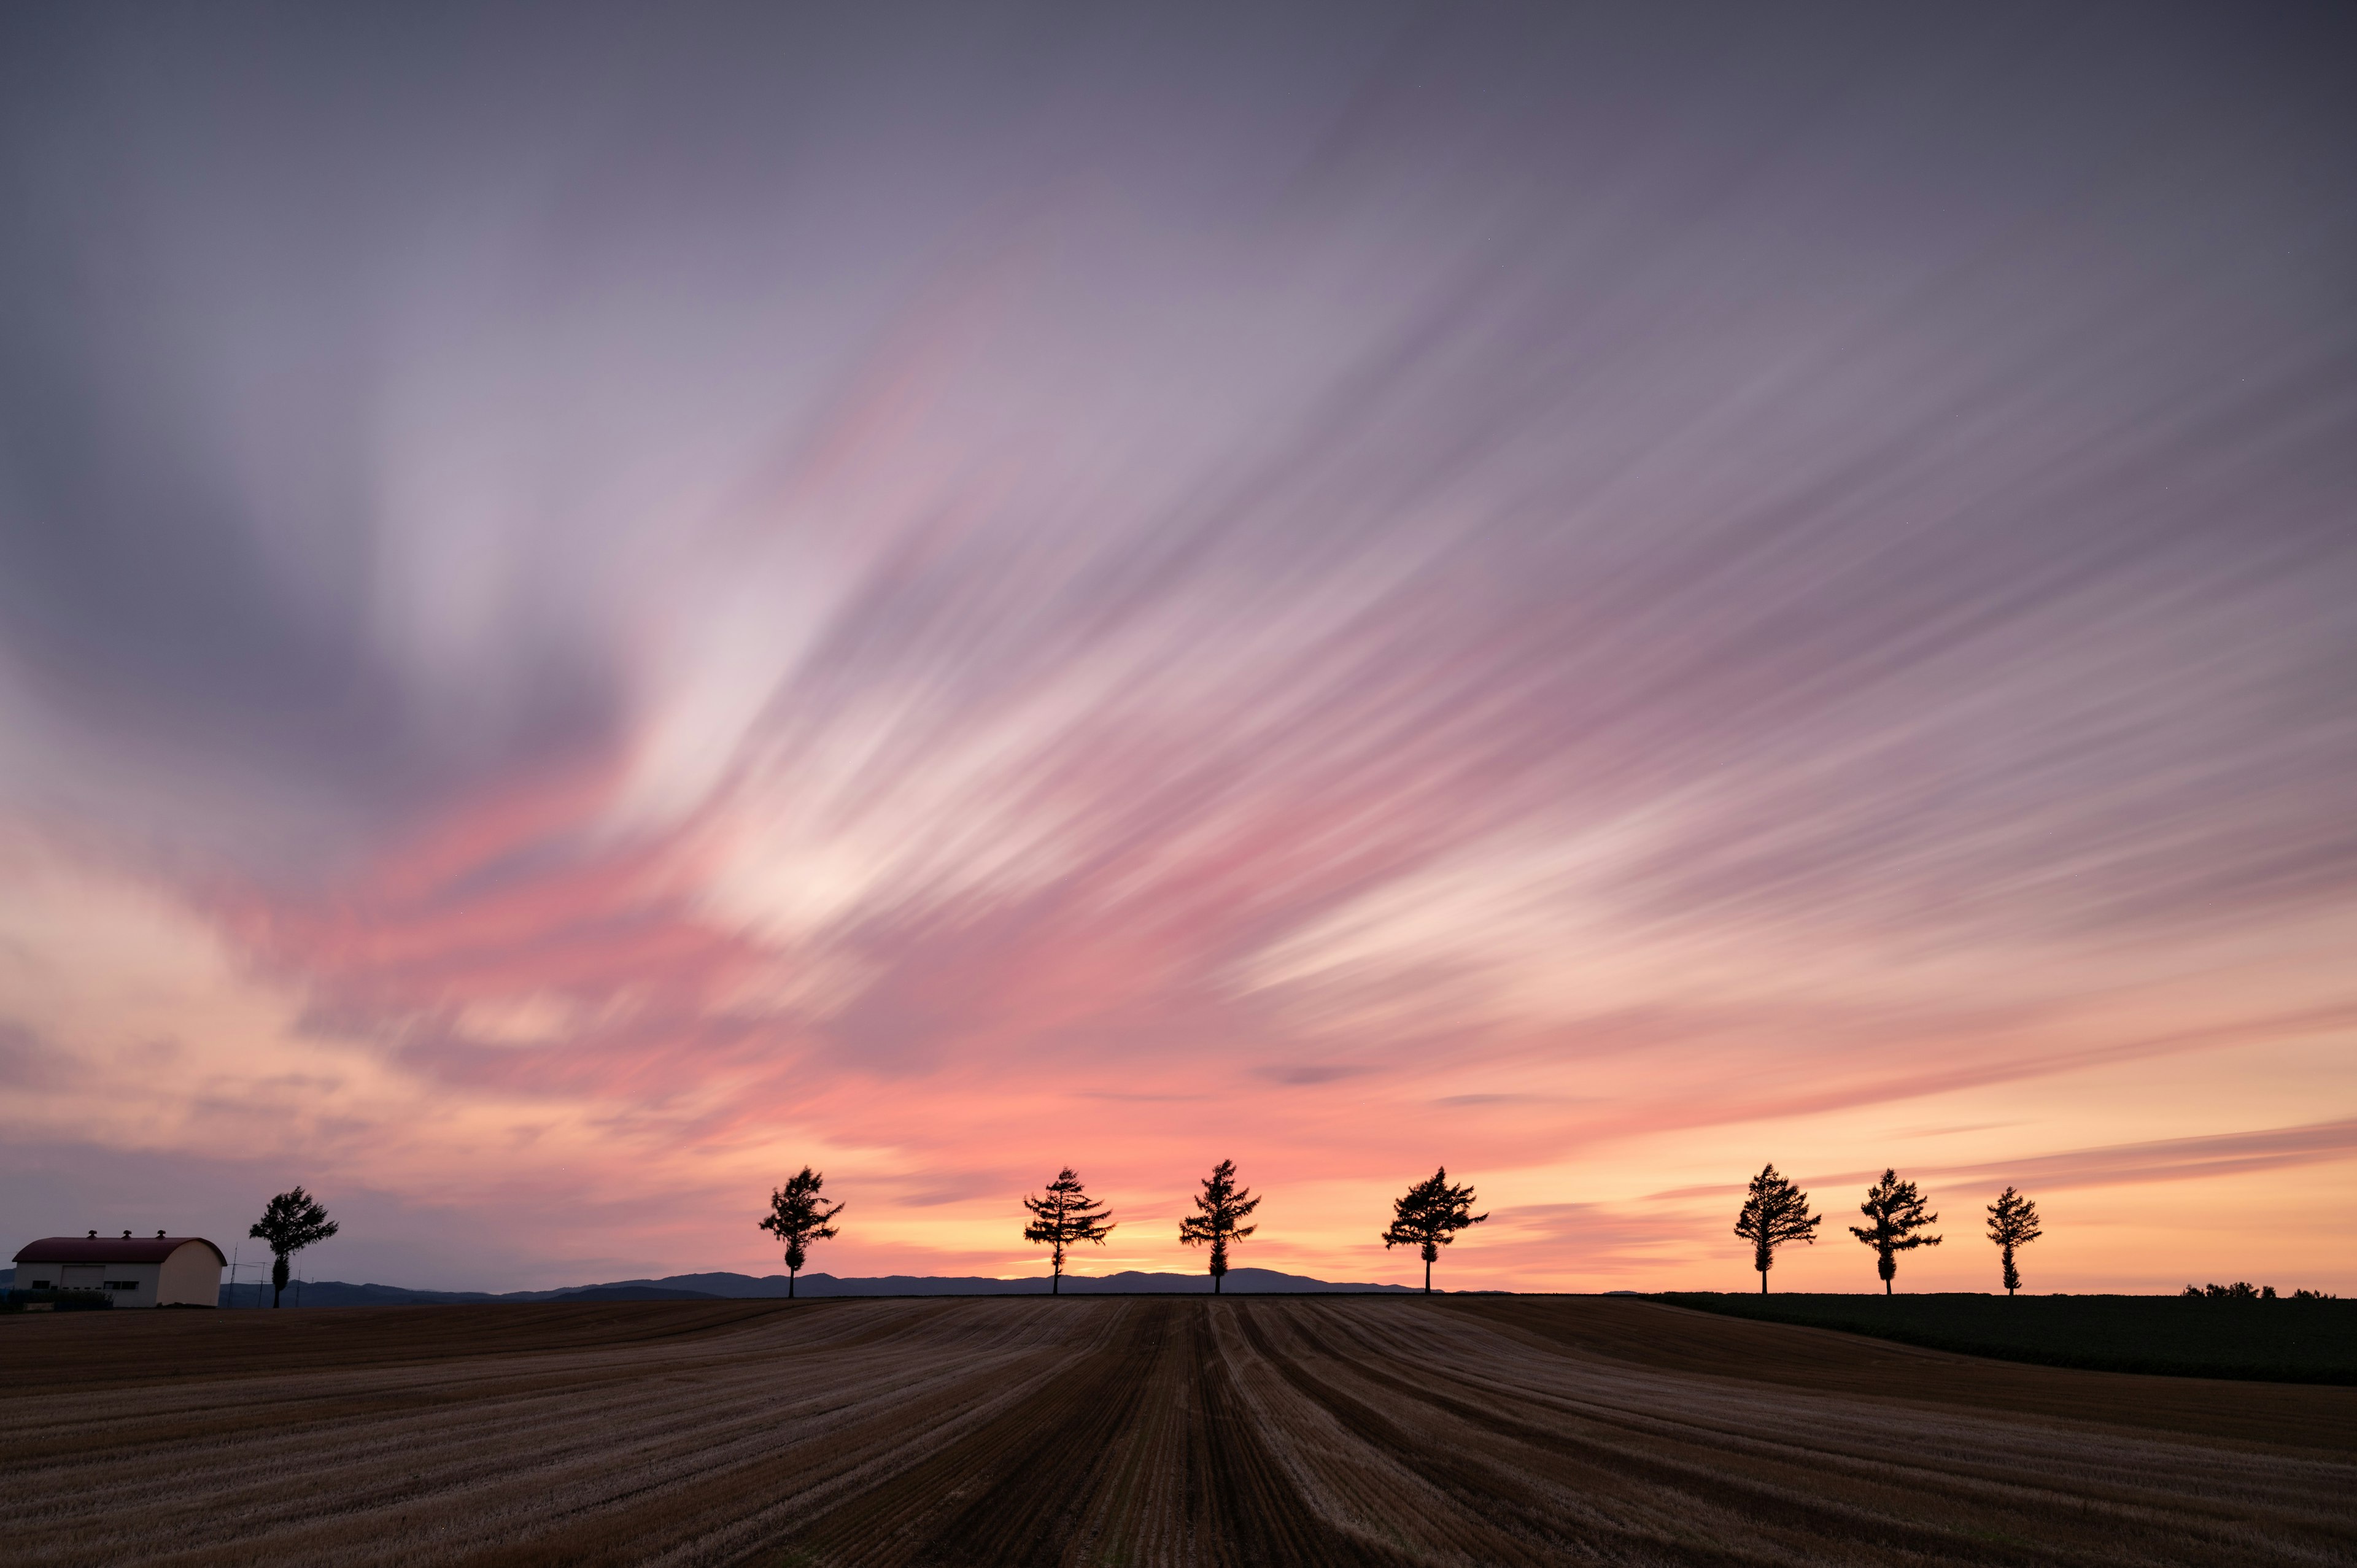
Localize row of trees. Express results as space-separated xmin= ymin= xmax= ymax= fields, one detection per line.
xmin=250 ymin=1173 xmax=2332 ymax=1305
xmin=2181 ymin=1281 xmax=2338 ymax=1300
xmin=768 ymin=1162 xmax=2060 ymax=1297
xmin=252 ymin=1168 xmax=2053 ymax=1307
xmin=763 ymin=1162 xmax=1493 ymax=1294
xmin=1736 ymin=1164 xmax=2045 ymax=1295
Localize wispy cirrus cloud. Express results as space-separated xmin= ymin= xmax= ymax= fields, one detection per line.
xmin=1 ymin=4 xmax=2352 ymax=1291
xmin=1923 ymin=1119 xmax=2357 ymax=1195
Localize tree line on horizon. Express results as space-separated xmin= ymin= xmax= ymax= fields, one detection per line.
xmin=234 ymin=1167 xmax=2050 ymax=1302
xmin=214 ymin=1168 xmax=2334 ymax=1303
xmin=2180 ymin=1280 xmax=2339 ymax=1301
xmin=759 ymin=1161 xmax=2075 ymax=1297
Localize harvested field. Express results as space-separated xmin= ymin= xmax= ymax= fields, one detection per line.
xmin=2 ymin=1297 xmax=2351 ymax=1566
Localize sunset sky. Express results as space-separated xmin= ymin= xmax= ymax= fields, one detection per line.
xmin=2 ymin=4 xmax=2351 ymax=1296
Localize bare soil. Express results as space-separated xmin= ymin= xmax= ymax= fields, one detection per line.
xmin=2 ymin=1296 xmax=2349 ymax=1566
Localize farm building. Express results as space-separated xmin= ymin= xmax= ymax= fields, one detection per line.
xmin=12 ymin=1232 xmax=226 ymax=1307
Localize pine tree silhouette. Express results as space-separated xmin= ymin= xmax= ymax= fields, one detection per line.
xmin=758 ymin=1167 xmax=844 ymax=1299
xmin=1732 ymin=1164 xmax=1821 ymax=1294
xmin=1178 ymin=1159 xmax=1261 ymax=1294
xmin=1849 ymin=1169 xmax=1941 ymax=1294
xmin=1983 ymin=1186 xmax=2042 ymax=1297
xmin=1380 ymin=1168 xmax=1486 ymax=1292
xmin=1023 ymin=1167 xmax=1116 ymax=1294
xmin=249 ymin=1187 xmax=338 ymax=1309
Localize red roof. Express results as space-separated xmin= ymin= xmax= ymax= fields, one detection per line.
xmin=13 ymin=1235 xmax=228 ymax=1267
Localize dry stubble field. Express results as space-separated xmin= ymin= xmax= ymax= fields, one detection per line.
xmin=2 ymin=1295 xmax=2351 ymax=1567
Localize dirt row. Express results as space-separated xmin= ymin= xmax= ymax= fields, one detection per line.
xmin=1446 ymin=1296 xmax=2357 ymax=1450
xmin=2 ymin=1297 xmax=2350 ymax=1566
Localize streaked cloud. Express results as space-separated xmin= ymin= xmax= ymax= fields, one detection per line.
xmin=1926 ymin=1118 xmax=2357 ymax=1195
xmin=1 ymin=4 xmax=2351 ymax=1291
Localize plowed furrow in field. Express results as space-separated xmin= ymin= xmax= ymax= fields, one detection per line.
xmin=443 ymin=1343 xmax=1083 ymax=1566
xmin=1202 ymin=1304 xmax=1568 ymax=1564
xmin=2 ymin=1297 xmax=2347 ymax=1567
xmin=1182 ymin=1304 xmax=1397 ymax=1568
xmin=1439 ymin=1309 xmax=2357 ymax=1564
xmin=6 ymin=1300 xmax=810 ymax=1387
xmin=1268 ymin=1302 xmax=2353 ymax=1567
xmin=1281 ymin=1305 xmax=2072 ymax=1563
xmin=1442 ymin=1297 xmax=2357 ymax=1451
xmin=1287 ymin=1304 xmax=2182 ymax=1564
xmin=1234 ymin=1302 xmax=1721 ymax=1566
xmin=755 ymin=1299 xmax=1168 ymax=1566
xmin=10 ymin=1303 xmax=1076 ymax=1567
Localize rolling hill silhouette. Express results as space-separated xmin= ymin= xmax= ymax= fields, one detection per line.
xmin=205 ymin=1266 xmax=1415 ymax=1307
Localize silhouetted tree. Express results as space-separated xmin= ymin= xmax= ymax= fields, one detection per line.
xmin=1381 ymin=1168 xmax=1487 ymax=1293
xmin=1178 ymin=1158 xmax=1261 ymax=1294
xmin=1983 ymin=1187 xmax=2042 ymax=1296
xmin=1849 ymin=1169 xmax=1941 ymax=1295
xmin=758 ymin=1167 xmax=844 ymax=1299
xmin=249 ymin=1187 xmax=338 ymax=1309
xmin=1023 ymin=1167 xmax=1116 ymax=1294
xmin=1733 ymin=1164 xmax=1821 ymax=1294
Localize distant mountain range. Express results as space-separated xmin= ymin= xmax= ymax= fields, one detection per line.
xmin=186 ymin=1266 xmax=1417 ymax=1308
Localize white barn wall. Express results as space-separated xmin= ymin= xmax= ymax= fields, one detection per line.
xmin=157 ymin=1243 xmax=221 ymax=1307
